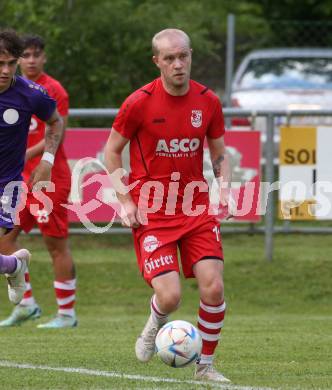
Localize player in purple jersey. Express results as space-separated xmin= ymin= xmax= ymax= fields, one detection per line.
xmin=0 ymin=29 xmax=63 ymax=305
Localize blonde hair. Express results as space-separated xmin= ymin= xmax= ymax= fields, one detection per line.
xmin=152 ymin=28 xmax=191 ymax=55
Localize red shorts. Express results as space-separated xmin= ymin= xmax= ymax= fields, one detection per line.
xmin=18 ymin=183 xmax=70 ymax=238
xmin=133 ymin=213 xmax=223 ymax=286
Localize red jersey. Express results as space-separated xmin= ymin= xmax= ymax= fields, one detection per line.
xmin=113 ymin=78 xmax=225 ymax=215
xmin=23 ymin=72 xmax=71 ymax=184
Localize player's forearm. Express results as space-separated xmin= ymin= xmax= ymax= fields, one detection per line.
xmin=212 ymin=152 xmax=231 ymax=188
xmin=208 ymin=136 xmax=232 ymax=188
xmin=44 ymin=113 xmax=63 ymax=156
xmin=105 ymin=146 xmax=133 ymax=204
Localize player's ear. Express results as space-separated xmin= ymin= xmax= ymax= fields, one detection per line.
xmin=152 ymin=55 xmax=160 ymax=69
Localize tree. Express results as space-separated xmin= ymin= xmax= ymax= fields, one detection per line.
xmin=2 ymin=0 xmax=331 ymax=108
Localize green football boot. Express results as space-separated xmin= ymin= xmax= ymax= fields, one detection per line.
xmin=37 ymin=314 xmax=77 ymax=329
xmin=0 ymin=304 xmax=41 ymax=327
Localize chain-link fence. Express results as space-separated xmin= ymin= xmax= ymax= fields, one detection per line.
xmin=222 ymin=16 xmax=332 ymax=257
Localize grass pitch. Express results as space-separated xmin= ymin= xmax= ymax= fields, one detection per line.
xmin=0 ymin=233 xmax=331 ymax=389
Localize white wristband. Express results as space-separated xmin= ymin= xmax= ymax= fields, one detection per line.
xmin=41 ymin=152 xmax=55 ymax=165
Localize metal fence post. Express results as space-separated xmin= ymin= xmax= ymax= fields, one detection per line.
xmin=225 ymin=13 xmax=235 ymax=108
xmin=265 ymin=114 xmax=275 ymax=261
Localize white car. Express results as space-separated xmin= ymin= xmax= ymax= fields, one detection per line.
xmin=231 ymin=48 xmax=332 ymax=131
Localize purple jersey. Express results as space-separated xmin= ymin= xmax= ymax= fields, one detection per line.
xmin=0 ymin=75 xmax=56 ymax=185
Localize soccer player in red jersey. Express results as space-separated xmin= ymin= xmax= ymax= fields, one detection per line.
xmin=0 ymin=35 xmax=77 ymax=329
xmin=105 ymin=29 xmax=232 ymax=382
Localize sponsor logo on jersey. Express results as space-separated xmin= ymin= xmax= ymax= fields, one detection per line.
xmin=29 ymin=83 xmax=47 ymax=95
xmin=3 ymin=109 xmax=19 ymax=125
xmin=143 ymin=235 xmax=160 ymax=252
xmin=191 ymin=110 xmax=202 ymax=128
xmin=156 ymin=138 xmax=200 ymax=157
xmin=144 ymin=254 xmax=174 ymax=274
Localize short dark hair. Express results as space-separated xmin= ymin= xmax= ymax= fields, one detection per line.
xmin=0 ymin=29 xmax=24 ymax=58
xmin=21 ymin=34 xmax=45 ymax=51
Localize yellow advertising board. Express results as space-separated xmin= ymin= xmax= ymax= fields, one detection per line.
xmin=279 ymin=126 xmax=332 ymax=220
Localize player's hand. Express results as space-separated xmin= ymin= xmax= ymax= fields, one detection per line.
xmin=120 ymin=199 xmax=142 ymax=228
xmin=220 ymin=188 xmax=237 ymax=220
xmin=29 ymin=160 xmax=53 ymax=191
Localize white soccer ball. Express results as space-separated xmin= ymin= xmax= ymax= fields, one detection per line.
xmin=155 ymin=320 xmax=202 ymax=368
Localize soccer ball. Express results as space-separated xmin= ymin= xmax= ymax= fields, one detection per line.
xmin=155 ymin=320 xmax=202 ymax=368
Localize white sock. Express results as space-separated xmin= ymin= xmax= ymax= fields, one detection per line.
xmin=150 ymin=294 xmax=168 ymax=325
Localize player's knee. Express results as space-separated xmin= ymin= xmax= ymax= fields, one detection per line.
xmin=48 ymin=246 xmax=71 ymax=265
xmin=203 ymin=278 xmax=224 ymax=304
xmin=158 ymin=290 xmax=181 ymax=313
xmin=47 ymin=245 xmax=60 ymax=260
xmin=0 ymin=233 xmax=17 ymax=254
xmin=45 ymin=238 xmax=71 ymax=262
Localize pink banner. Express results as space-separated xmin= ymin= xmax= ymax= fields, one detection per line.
xmin=223 ymin=131 xmax=261 ymax=222
xmin=64 ymin=129 xmax=261 ymax=223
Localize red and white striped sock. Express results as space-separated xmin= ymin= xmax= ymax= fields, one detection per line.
xmin=150 ymin=294 xmax=168 ymax=325
xmin=197 ymin=300 xmax=226 ymax=365
xmin=54 ymin=279 xmax=76 ymax=317
xmin=20 ymin=270 xmax=36 ymax=306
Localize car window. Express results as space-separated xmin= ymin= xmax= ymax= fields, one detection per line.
xmin=238 ymin=57 xmax=332 ymax=89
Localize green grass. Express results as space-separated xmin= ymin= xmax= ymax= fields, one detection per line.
xmin=0 ymin=233 xmax=331 ymax=389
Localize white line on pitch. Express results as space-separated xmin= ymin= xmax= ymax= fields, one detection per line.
xmin=0 ymin=360 xmax=272 ymax=390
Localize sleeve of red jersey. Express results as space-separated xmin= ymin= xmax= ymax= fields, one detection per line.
xmin=112 ymin=93 xmax=142 ymax=139
xmin=206 ymin=98 xmax=225 ymax=138
xmin=53 ymin=84 xmax=69 ymax=117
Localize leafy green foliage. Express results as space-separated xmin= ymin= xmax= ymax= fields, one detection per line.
xmin=1 ymin=0 xmax=332 ymax=108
